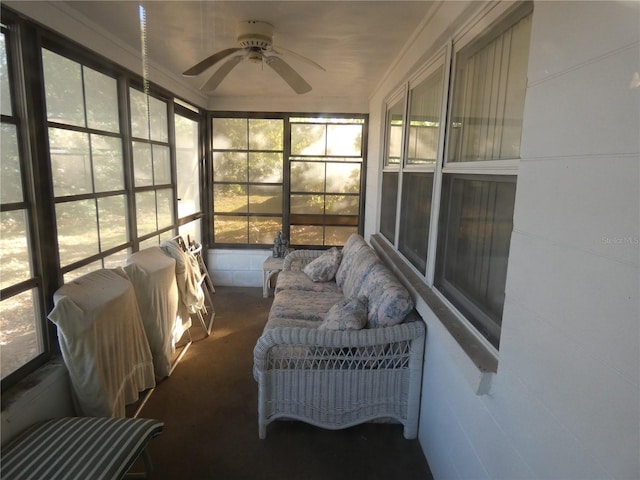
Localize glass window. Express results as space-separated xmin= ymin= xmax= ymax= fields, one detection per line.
xmin=288 ymin=117 xmax=364 ymax=247
xmin=379 ymin=172 xmax=398 ymax=242
xmin=407 ymin=66 xmax=443 ymax=165
xmin=175 ymin=113 xmax=201 ymax=219
xmin=397 ymin=64 xmax=444 ymax=272
xmin=448 ymin=11 xmax=532 ymax=163
xmin=129 ymin=87 xmax=174 ymax=244
xmin=43 ymin=49 xmax=128 ymax=276
xmin=436 ymin=176 xmax=516 ymax=347
xmin=436 ymin=6 xmax=532 ymax=349
xmin=1 ymin=27 xmax=45 ymax=382
xmin=211 ymin=117 xmax=284 ymax=245
xmin=398 ymin=173 xmax=433 ymax=274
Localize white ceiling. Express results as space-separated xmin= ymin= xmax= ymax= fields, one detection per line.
xmin=59 ymin=1 xmax=433 ymax=102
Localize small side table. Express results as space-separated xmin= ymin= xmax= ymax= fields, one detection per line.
xmin=263 ymin=256 xmax=285 ymax=298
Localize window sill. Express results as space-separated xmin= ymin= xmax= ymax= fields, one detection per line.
xmin=370 ymin=234 xmax=497 ymax=395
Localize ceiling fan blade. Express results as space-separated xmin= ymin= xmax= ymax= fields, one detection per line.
xmin=266 ymin=56 xmax=312 ymax=94
xmin=183 ymin=48 xmax=243 ymax=76
xmin=201 ymin=56 xmax=243 ymax=91
xmin=272 ymin=45 xmax=326 ymax=72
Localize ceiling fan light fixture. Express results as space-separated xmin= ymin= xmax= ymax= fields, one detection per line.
xmin=237 ymin=20 xmax=274 ymax=50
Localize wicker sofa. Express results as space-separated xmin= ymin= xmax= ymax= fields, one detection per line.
xmin=253 ymin=234 xmax=426 ymax=439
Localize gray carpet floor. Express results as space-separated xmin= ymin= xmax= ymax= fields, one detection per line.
xmin=139 ymin=286 xmax=433 ymax=479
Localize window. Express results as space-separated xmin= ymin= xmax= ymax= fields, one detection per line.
xmin=289 ymin=117 xmax=364 ymax=246
xmin=1 ymin=25 xmax=47 ymax=382
xmin=210 ymin=115 xmax=366 ymax=248
xmin=42 ymin=49 xmax=129 ymax=281
xmin=211 ymin=116 xmax=284 ymax=244
xmin=437 ymin=5 xmax=532 ymax=348
xmin=398 ymin=65 xmax=444 ymax=274
xmin=379 ymin=97 xmax=404 ymax=242
xmin=175 ymin=106 xmax=202 ymax=243
xmin=129 ymin=87 xmax=174 ymax=249
xmin=378 ymin=2 xmax=532 ymax=350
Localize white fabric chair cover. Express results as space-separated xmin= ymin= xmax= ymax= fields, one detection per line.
xmin=160 ymin=239 xmax=204 ymax=342
xmin=48 ymin=268 xmax=155 ymax=417
xmin=124 ymin=247 xmax=180 ymax=378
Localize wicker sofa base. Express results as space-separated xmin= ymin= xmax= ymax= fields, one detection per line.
xmin=254 ymin=318 xmax=425 ymax=439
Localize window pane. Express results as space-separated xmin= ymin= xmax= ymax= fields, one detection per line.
xmin=213 ymin=152 xmax=247 ymax=182
xmin=91 ymin=134 xmax=124 ymax=192
xmin=1 ymin=289 xmax=42 ymax=380
xmin=56 ymin=200 xmax=99 ymax=266
xmin=249 ymin=216 xmax=281 ymax=244
xmin=291 ymin=162 xmax=324 ymax=192
xmin=1 ymin=124 xmax=23 ymax=203
xmin=291 ymin=124 xmax=326 ymax=155
xmin=1 ymin=33 xmax=12 ymax=117
xmin=326 ymin=163 xmax=360 ymax=193
xmin=291 ymin=194 xmax=324 ymax=215
xmin=290 ymin=225 xmax=323 ymax=245
xmin=156 ymin=188 xmax=174 ymax=229
xmin=139 ymin=236 xmax=160 ymax=250
xmin=326 ymin=124 xmax=362 ymax=156
xmin=448 ymin=13 xmax=532 ymax=162
xmin=179 ymin=220 xmax=201 ymax=245
xmin=148 ymin=96 xmax=168 ymax=142
xmin=63 ymin=261 xmax=102 ymax=283
xmin=249 ymin=119 xmax=283 ymax=150
xmin=103 ymin=248 xmax=130 ymax=269
xmin=84 ymin=67 xmax=119 ymax=133
xmin=407 ymin=66 xmax=443 ymax=165
xmin=249 ymin=185 xmax=282 ymax=214
xmin=325 ymin=226 xmax=357 ymax=246
xmin=135 ymin=191 xmax=157 ymax=237
xmin=386 ymin=99 xmax=404 ymax=165
xmin=437 ymin=176 xmax=516 ymax=348
xmin=130 ymin=88 xmax=149 ymax=139
xmin=214 ymin=184 xmax=247 ymax=213
xmin=0 ymin=210 xmax=32 ymax=289
xmin=398 ymin=173 xmax=433 ymax=274
xmin=214 ymin=215 xmax=247 ymax=243
xmin=249 ymin=152 xmax=282 ymax=182
xmin=212 ymin=118 xmax=247 ymax=149
xmin=49 ymin=128 xmax=91 ymax=196
xmin=42 ymin=49 xmax=84 ymax=127
xmin=133 ymin=141 xmax=153 ymax=187
xmin=380 ymin=172 xmax=398 ymax=242
xmin=98 ymin=195 xmax=128 ymax=251
xmin=175 ymin=114 xmax=200 ymax=218
xmin=326 ymin=195 xmax=359 ymax=215
xmin=153 ymin=145 xmax=171 ymax=185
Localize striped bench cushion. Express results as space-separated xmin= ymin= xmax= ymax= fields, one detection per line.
xmin=1 ymin=417 xmax=164 ymax=480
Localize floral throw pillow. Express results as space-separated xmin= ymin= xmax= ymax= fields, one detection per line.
xmin=318 ymin=296 xmax=368 ymax=331
xmin=303 ymin=247 xmax=342 ymax=282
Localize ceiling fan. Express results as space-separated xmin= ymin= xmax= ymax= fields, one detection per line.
xmin=182 ymin=20 xmax=325 ymax=94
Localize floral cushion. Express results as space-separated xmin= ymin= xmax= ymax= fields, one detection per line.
xmin=303 ymin=247 xmax=342 ymax=282
xmin=335 ymin=234 xmax=369 ymax=289
xmin=341 ymin=247 xmax=380 ymax=299
xmin=360 ymin=263 xmax=414 ymax=328
xmin=318 ymin=296 xmax=368 ymax=331
xmin=268 ymin=289 xmax=345 ymax=323
xmin=275 ymin=271 xmax=341 ymax=295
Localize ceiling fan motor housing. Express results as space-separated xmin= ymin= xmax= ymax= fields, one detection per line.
xmin=237 ymin=20 xmax=274 ymax=50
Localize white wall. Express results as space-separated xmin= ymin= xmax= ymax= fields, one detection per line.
xmin=367 ymin=1 xmax=640 ymax=479
xmin=208 ymin=248 xmax=272 ymax=288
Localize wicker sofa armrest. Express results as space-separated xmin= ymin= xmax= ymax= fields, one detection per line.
xmin=282 ymin=250 xmax=325 ymax=271
xmin=253 ymin=320 xmax=425 ymax=373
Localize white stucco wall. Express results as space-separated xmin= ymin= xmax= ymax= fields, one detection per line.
xmin=367 ymin=1 xmax=640 ymax=478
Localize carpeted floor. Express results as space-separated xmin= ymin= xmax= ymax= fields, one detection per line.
xmin=139 ymin=286 xmax=433 ymax=479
